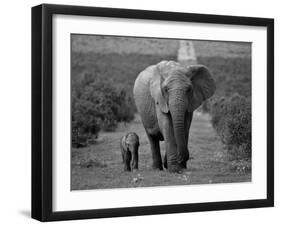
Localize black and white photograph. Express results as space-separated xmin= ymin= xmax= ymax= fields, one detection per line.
xmin=71 ymin=35 xmax=252 ymax=190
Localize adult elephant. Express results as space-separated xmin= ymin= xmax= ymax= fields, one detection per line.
xmin=133 ymin=61 xmax=216 ymax=173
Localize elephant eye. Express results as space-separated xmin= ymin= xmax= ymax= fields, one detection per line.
xmin=186 ymin=86 xmax=193 ymax=94
xmin=162 ymin=85 xmax=168 ymax=93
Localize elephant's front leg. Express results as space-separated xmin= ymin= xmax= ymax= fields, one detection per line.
xmin=123 ymin=150 xmax=132 ymax=171
xmin=146 ymin=132 xmax=163 ymax=170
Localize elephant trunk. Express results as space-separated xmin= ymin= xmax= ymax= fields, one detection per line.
xmin=170 ymin=90 xmax=189 ymax=167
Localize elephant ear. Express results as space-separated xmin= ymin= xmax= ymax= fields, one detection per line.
xmin=150 ymin=66 xmax=169 ymax=113
xmin=122 ymin=134 xmax=131 ymax=151
xmin=187 ymin=65 xmax=216 ymax=112
xmin=121 ymin=135 xmax=128 ymax=149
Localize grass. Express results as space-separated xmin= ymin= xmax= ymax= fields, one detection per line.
xmin=71 ymin=113 xmax=251 ymax=190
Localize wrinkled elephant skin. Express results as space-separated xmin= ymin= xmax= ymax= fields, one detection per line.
xmin=133 ymin=61 xmax=216 ymax=173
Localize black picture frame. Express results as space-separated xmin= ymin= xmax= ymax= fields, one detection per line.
xmin=31 ymin=3 xmax=274 ymax=222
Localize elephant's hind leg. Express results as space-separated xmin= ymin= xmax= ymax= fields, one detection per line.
xmin=146 ymin=133 xmax=163 ymax=170
xmin=123 ymin=150 xmax=132 ymax=171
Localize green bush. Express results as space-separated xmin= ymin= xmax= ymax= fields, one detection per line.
xmin=197 ymin=56 xmax=252 ymax=160
xmin=71 ymin=74 xmax=135 ymax=147
xmin=210 ymin=94 xmax=251 ymax=160
xmin=72 ymin=98 xmax=101 ymax=148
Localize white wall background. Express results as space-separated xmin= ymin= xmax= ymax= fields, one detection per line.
xmin=0 ymin=0 xmax=279 ymax=225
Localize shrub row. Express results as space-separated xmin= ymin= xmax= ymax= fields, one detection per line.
xmin=208 ymin=94 xmax=251 ymax=160
xmin=71 ymin=74 xmax=135 ymax=147
xmin=198 ymin=56 xmax=252 ymax=160
xmin=71 ymin=52 xmax=177 ymax=148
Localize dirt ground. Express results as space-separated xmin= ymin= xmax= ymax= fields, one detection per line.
xmin=71 ymin=113 xmax=251 ymax=190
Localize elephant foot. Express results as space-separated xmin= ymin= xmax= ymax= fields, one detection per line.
xmin=132 ymin=166 xmax=138 ymax=171
xmin=168 ymin=164 xmax=183 ymax=174
xmin=152 ymin=163 xmax=163 ymax=171
xmin=178 ymin=152 xmax=189 ymax=169
xmin=124 ymin=166 xmax=131 ymax=172
xmin=179 ymin=161 xmax=187 ymax=169
xmin=132 ymin=163 xmax=138 ymax=170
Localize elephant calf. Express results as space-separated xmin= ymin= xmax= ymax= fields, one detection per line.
xmin=120 ymin=132 xmax=140 ymax=171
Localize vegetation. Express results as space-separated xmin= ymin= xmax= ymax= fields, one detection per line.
xmin=197 ymin=56 xmax=251 ymax=97
xmin=198 ymin=56 xmax=251 ymax=160
xmin=72 ymin=74 xmax=135 ymax=147
xmin=210 ymin=95 xmax=251 ymax=160
xmin=71 ymin=113 xmax=251 ymax=190
xmin=72 ymin=51 xmax=252 ymax=160
xmin=71 ymin=52 xmax=176 ymax=147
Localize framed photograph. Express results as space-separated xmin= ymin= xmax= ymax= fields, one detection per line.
xmin=32 ymin=4 xmax=274 ymax=221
